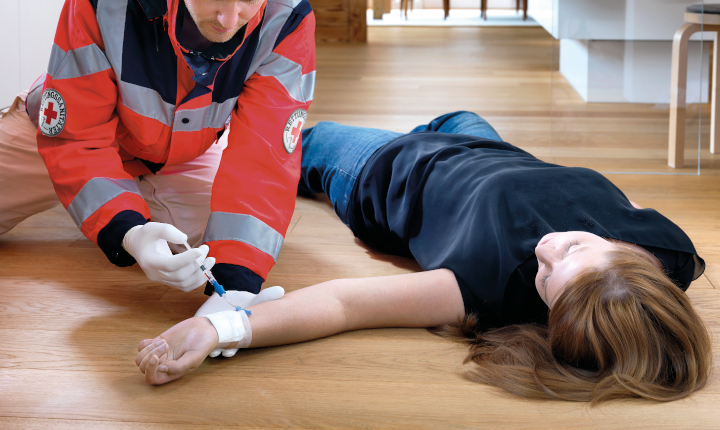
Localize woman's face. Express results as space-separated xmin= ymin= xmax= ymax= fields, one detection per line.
xmin=535 ymin=231 xmax=618 ymax=308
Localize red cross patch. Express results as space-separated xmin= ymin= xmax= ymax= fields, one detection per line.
xmin=39 ymin=89 xmax=66 ymax=137
xmin=282 ymin=109 xmax=308 ymax=154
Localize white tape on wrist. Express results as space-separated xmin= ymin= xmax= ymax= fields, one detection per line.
xmin=204 ymin=310 xmax=253 ymax=349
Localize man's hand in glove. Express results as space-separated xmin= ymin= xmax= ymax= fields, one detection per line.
xmin=122 ymin=222 xmax=215 ymax=291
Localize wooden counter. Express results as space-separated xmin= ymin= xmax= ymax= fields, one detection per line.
xmin=312 ymin=0 xmax=367 ymax=42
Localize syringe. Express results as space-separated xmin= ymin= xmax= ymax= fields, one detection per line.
xmin=183 ymin=242 xmax=251 ymax=315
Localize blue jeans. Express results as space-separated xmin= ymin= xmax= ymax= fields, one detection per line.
xmin=299 ymin=111 xmax=502 ymax=226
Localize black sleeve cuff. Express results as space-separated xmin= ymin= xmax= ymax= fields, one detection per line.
xmin=203 ymin=263 xmax=264 ymax=295
xmin=97 ymin=210 xmax=148 ymax=267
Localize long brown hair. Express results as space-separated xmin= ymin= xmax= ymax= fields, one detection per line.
xmin=433 ymin=248 xmax=712 ymax=403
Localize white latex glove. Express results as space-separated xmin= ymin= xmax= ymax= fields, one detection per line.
xmin=122 ymin=222 xmax=216 ymax=292
xmin=195 ymin=286 xmax=285 ymax=357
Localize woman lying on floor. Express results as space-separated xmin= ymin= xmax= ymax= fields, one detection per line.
xmin=135 ymin=112 xmax=710 ymax=403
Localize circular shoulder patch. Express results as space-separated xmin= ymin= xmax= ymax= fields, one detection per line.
xmin=39 ymin=89 xmax=67 ymax=137
xmin=282 ymin=109 xmax=308 ymax=154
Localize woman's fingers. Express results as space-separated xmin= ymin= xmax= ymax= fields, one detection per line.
xmin=137 ymin=338 xmax=158 ymax=352
xmin=135 ymin=338 xmax=161 ymax=367
xmin=137 ymin=340 xmax=168 ymax=373
xmin=145 ymin=350 xmax=203 ymax=385
xmin=160 ymin=349 xmax=206 ymax=380
xmin=143 ymin=351 xmax=172 ymax=385
xmin=144 ymin=354 xmax=163 ymax=385
xmin=137 ymin=317 xmax=219 ymax=385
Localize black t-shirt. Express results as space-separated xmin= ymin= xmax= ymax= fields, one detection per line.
xmin=347 ymin=132 xmax=704 ymax=328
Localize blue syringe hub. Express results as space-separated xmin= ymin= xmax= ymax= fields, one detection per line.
xmin=209 ymin=278 xmax=226 ymax=296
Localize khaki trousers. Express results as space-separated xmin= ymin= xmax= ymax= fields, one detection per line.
xmin=0 ymin=92 xmax=227 ymax=250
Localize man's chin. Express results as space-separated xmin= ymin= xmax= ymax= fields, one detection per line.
xmin=200 ymin=27 xmax=242 ymax=44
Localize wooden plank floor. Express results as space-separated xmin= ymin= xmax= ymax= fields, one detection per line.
xmin=1 ymin=27 xmax=720 ymax=429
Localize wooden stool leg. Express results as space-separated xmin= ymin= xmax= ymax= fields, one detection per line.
xmin=481 ymin=0 xmax=487 ymax=20
xmin=373 ymin=0 xmax=384 ymax=20
xmin=712 ymin=32 xmax=720 ymax=154
xmin=523 ymin=0 xmax=528 ymax=21
xmin=444 ymin=0 xmax=449 ymax=20
xmin=669 ymin=23 xmax=702 ymax=168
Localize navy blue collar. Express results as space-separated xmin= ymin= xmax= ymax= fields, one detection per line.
xmin=137 ymin=0 xmax=167 ymax=20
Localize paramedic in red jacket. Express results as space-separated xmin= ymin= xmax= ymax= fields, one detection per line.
xmin=0 ymin=0 xmax=316 ymax=296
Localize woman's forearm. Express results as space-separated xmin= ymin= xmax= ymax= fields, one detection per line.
xmin=244 ymin=279 xmax=350 ymax=348
xmin=245 ymin=269 xmax=464 ymax=348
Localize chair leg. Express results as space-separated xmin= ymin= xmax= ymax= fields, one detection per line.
xmin=481 ymin=0 xmax=487 ymax=20
xmin=444 ymin=0 xmax=449 ymax=20
xmin=523 ymin=0 xmax=528 ymax=20
xmin=712 ymin=32 xmax=720 ymax=154
xmin=669 ymin=23 xmax=702 ymax=168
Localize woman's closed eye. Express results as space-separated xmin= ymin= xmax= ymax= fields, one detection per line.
xmin=542 ymin=274 xmax=550 ymax=293
xmin=563 ymin=241 xmax=579 ymax=258
xmin=542 ymin=241 xmax=579 ymax=293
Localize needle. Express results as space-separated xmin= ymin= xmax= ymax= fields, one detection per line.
xmin=183 ymin=242 xmax=251 ymax=315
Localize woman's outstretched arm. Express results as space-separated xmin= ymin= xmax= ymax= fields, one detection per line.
xmin=254 ymin=268 xmax=465 ymax=347
xmin=136 ymin=269 xmax=465 ymax=384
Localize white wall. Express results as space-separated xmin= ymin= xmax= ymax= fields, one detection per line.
xmin=534 ymin=1 xmax=715 ymax=104
xmin=559 ymin=39 xmax=589 ymax=100
xmin=0 ymin=0 xmax=64 ymax=107
xmin=0 ymin=0 xmax=21 ymax=106
xmin=530 ymin=0 xmax=712 ymax=40
xmin=560 ymin=39 xmax=711 ymax=103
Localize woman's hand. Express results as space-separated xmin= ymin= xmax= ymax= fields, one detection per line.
xmin=135 ymin=317 xmax=219 ymax=385
xmin=134 ymin=270 xmax=464 ymax=385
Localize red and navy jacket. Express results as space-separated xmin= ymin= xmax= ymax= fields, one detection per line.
xmin=25 ymin=0 xmax=316 ymax=293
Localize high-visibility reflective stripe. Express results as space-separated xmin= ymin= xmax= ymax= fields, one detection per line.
xmin=273 ymin=0 xmax=303 ymax=8
xmin=47 ymin=45 xmax=64 ymax=78
xmin=98 ymin=0 xmax=176 ymax=126
xmin=172 ymin=97 xmax=239 ymax=132
xmin=245 ymin=0 xmax=299 ymax=81
xmin=48 ymin=43 xmax=112 ymax=80
xmin=119 ymin=81 xmax=175 ymax=127
xmin=256 ymin=53 xmax=315 ymax=103
xmin=26 ymin=74 xmax=46 ymax=127
xmin=203 ymin=212 xmax=284 ymax=261
xmin=96 ymin=0 xmax=127 ymax=77
xmin=68 ymin=177 xmax=143 ymax=227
